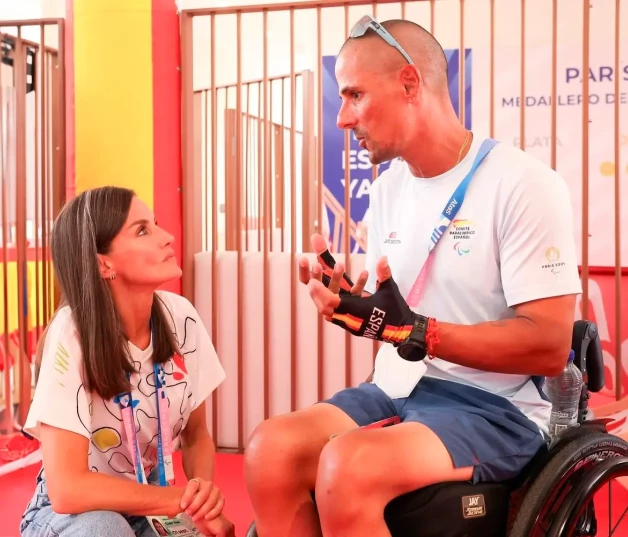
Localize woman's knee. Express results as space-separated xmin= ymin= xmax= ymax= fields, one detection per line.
xmin=23 ymin=509 xmax=136 ymax=537
xmin=76 ymin=511 xmax=135 ymax=536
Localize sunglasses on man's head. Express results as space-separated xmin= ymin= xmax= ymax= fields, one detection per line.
xmin=349 ymin=15 xmax=414 ymax=65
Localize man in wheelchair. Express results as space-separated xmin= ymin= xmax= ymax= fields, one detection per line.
xmin=243 ymin=16 xmax=603 ymax=537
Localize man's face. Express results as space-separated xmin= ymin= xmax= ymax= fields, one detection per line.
xmin=335 ymin=45 xmax=409 ymax=165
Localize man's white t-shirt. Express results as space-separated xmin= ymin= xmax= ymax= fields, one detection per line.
xmin=364 ymin=134 xmax=582 ymax=435
xmin=23 ymin=291 xmax=226 ymax=480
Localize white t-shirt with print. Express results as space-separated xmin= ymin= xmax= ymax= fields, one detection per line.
xmin=364 ymin=134 xmax=582 ymax=435
xmin=23 ymin=291 xmax=226 ymax=480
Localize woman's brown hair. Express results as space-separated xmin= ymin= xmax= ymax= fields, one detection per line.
xmin=35 ymin=186 xmax=180 ymax=400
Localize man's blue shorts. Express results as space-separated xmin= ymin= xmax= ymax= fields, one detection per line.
xmin=322 ymin=376 xmax=547 ymax=484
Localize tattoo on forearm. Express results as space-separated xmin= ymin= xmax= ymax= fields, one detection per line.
xmin=489 ymin=316 xmax=537 ymax=328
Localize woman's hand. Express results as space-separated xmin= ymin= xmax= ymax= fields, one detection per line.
xmin=179 ymin=477 xmax=225 ymax=523
xmin=201 ymin=514 xmax=235 ymax=537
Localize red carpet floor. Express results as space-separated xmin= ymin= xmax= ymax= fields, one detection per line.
xmin=0 ymin=452 xmax=254 ymax=537
xmin=2 ymin=453 xmax=627 ymax=536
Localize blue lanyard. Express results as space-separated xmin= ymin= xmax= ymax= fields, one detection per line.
xmin=153 ymin=363 xmax=171 ymax=486
xmin=406 ymin=138 xmax=498 ymax=307
xmin=428 ymin=138 xmax=498 ymax=253
xmin=115 ymin=322 xmax=172 ymax=487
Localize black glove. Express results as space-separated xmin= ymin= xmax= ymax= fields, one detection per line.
xmin=317 ymin=249 xmax=355 ymax=296
xmin=329 ymin=274 xmax=431 ymax=362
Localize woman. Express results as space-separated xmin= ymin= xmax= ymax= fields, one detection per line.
xmin=19 ymin=187 xmax=234 ymax=537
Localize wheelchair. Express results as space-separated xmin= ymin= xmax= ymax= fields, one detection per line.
xmin=246 ymin=320 xmax=628 ymax=537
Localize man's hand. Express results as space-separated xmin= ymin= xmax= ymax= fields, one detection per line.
xmin=200 ymin=514 xmax=235 ymax=537
xmin=179 ymin=478 xmax=224 ymax=523
xmin=307 ymin=256 xmax=431 ymax=361
xmin=307 ymin=256 xmax=390 ymax=318
xmin=298 ymin=233 xmax=368 ymax=296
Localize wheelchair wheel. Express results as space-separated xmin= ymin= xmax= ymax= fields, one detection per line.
xmin=547 ymin=456 xmax=628 ymax=537
xmin=508 ymin=429 xmax=628 ymax=537
xmin=246 ymin=522 xmax=257 ymax=537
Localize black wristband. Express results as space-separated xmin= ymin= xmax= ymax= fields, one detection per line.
xmin=397 ymin=314 xmax=429 ymax=362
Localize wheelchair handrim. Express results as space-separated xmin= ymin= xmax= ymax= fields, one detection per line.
xmin=529 ymin=464 xmax=590 ymax=536
xmin=548 ymin=457 xmax=628 ymax=537
xmin=527 ymin=438 xmax=628 ymax=536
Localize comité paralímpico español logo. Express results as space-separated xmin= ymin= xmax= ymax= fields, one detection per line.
xmin=451 ymin=219 xmax=476 ymax=256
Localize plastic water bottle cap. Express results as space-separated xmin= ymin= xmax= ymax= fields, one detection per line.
xmin=567 ymin=349 xmax=575 ymax=363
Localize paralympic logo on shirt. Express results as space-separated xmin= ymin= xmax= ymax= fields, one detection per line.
xmin=450 ymin=219 xmax=476 ymax=238
xmin=451 ymin=220 xmax=476 ymax=256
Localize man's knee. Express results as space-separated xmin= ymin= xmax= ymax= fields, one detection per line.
xmin=245 ymin=404 xmax=358 ymax=497
xmin=315 ymin=432 xmax=374 ymax=523
xmin=244 ymin=416 xmax=309 ymax=488
xmin=316 ymin=433 xmax=372 ymax=504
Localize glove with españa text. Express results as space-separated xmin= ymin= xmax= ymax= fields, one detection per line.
xmin=329 ymin=274 xmax=431 ymax=362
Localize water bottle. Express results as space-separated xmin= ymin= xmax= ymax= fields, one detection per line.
xmin=545 ymin=350 xmax=583 ymax=438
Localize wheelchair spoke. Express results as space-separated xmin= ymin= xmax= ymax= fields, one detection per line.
xmin=610 ymin=507 xmax=628 ymax=536
xmin=595 ymin=478 xmax=628 ymax=536
xmin=609 ymin=486 xmax=628 ymax=536
xmin=594 ymin=478 xmax=628 ymax=536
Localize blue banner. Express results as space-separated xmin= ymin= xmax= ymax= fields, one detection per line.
xmin=322 ymin=48 xmax=472 ymax=253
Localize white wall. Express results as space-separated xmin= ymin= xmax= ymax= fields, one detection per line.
xmin=0 ymin=0 xmax=50 ymax=20
xmin=0 ymin=0 xmax=65 ymax=19
xmin=0 ymin=0 xmax=65 ymax=46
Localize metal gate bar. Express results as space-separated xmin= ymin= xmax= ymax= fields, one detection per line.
xmin=0 ymin=18 xmax=65 ymax=434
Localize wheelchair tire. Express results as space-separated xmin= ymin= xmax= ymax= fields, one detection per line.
xmin=508 ymin=429 xmax=628 ymax=537
xmin=246 ymin=522 xmax=258 ymax=537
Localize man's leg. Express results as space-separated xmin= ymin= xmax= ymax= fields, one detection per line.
xmin=315 ymin=377 xmax=546 ymax=537
xmin=315 ymin=422 xmax=473 ymax=537
xmin=244 ymin=403 xmax=359 ymax=537
xmin=244 ymin=382 xmax=399 ymax=537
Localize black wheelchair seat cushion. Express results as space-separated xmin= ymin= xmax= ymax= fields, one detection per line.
xmin=384 ymin=480 xmax=512 ymax=537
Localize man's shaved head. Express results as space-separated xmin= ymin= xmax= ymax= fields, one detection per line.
xmin=338 ymin=19 xmax=449 ymax=94
xmin=334 ymin=18 xmax=461 ymax=171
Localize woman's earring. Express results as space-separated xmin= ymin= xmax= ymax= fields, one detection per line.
xmin=110 ymin=273 xmax=117 ymax=280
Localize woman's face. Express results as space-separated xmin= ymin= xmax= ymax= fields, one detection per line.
xmin=99 ymin=196 xmax=182 ymax=289
xmin=152 ymin=520 xmax=169 ymax=536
